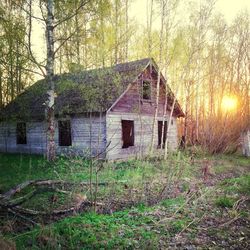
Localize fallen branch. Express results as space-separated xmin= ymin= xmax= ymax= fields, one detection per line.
xmin=8 ymin=208 xmax=40 ymax=226
xmin=155 ymin=191 xmax=199 ymax=224
xmin=0 ymin=179 xmax=108 ymax=218
xmin=218 ymin=216 xmax=241 ymax=228
xmin=34 ymin=180 xmax=101 ymax=187
xmin=7 ymin=190 xmax=37 ymax=208
xmin=2 ymin=181 xmax=36 ymax=199
xmin=1 ymin=179 xmax=125 ymax=202
xmin=176 ymin=212 xmax=206 ymax=238
xmin=12 ymin=200 xmax=104 ymax=216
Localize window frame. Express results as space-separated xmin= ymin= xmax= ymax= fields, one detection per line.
xmin=142 ymin=80 xmax=151 ymax=100
xmin=16 ymin=122 xmax=27 ymax=145
xmin=58 ymin=120 xmax=72 ymax=147
xmin=121 ymin=120 xmax=135 ymax=149
xmin=158 ymin=120 xmax=168 ymax=148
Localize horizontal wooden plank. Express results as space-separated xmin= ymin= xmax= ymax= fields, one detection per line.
xmin=0 ymin=116 xmax=107 ymax=156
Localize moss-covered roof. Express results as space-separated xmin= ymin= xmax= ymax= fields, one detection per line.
xmin=1 ymin=58 xmax=151 ymax=121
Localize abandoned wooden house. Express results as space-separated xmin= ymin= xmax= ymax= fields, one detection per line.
xmin=0 ymin=58 xmax=184 ymax=160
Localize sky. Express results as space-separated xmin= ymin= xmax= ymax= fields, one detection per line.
xmin=215 ymin=0 xmax=249 ymax=21
xmin=130 ymin=0 xmax=250 ymax=26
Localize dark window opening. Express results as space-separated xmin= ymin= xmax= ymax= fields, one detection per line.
xmin=171 ymin=119 xmax=174 ymax=125
xmin=16 ymin=122 xmax=27 ymax=145
xmin=122 ymin=120 xmax=134 ymax=148
xmin=142 ymin=81 xmax=151 ymax=100
xmin=58 ymin=120 xmax=72 ymax=146
xmin=158 ymin=120 xmax=168 ymax=148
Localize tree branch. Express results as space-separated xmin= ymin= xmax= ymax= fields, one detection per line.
xmin=54 ymin=30 xmax=78 ymax=56
xmin=54 ymin=0 xmax=91 ymax=29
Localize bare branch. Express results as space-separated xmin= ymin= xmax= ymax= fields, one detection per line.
xmin=54 ymin=30 xmax=77 ymax=56
xmin=13 ymin=1 xmax=46 ymax=22
xmin=26 ymin=0 xmax=46 ymax=77
xmin=54 ymin=0 xmax=91 ymax=29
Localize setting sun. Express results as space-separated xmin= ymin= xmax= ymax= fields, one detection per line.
xmin=221 ymin=96 xmax=238 ymax=111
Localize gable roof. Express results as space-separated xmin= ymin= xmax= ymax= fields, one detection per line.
xmin=0 ymin=58 xmax=184 ymax=121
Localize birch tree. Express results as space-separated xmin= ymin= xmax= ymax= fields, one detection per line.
xmin=149 ymin=0 xmax=164 ymax=155
xmin=45 ymin=0 xmax=55 ymax=161
xmin=15 ymin=0 xmax=93 ymax=161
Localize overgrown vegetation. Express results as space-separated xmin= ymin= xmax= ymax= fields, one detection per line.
xmin=0 ymin=152 xmax=249 ymax=249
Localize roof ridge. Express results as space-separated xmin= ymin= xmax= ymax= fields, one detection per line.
xmin=55 ymin=58 xmax=152 ymax=78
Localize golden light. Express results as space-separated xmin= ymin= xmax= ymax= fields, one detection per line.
xmin=221 ymin=96 xmax=237 ymax=112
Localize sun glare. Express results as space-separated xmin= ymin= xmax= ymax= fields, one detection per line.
xmin=221 ymin=96 xmax=237 ymax=111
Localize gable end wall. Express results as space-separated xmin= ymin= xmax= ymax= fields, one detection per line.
xmin=106 ymin=65 xmax=179 ymax=160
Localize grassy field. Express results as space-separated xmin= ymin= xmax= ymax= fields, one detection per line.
xmin=0 ymin=152 xmax=249 ymax=249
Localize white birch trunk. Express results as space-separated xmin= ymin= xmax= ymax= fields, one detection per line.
xmin=46 ymin=0 xmax=55 ymax=161
xmin=150 ymin=0 xmax=165 ymax=155
xmin=147 ymin=0 xmax=154 ymax=57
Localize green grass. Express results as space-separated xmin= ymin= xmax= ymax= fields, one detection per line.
xmin=169 ymin=218 xmax=189 ymax=233
xmin=1 ymin=152 xmax=250 ymax=249
xmin=219 ymin=154 xmax=250 ymax=167
xmin=0 ymin=153 xmax=191 ymax=214
xmin=221 ymin=174 xmax=250 ymax=195
xmin=0 ymin=154 xmax=92 ymax=192
xmin=1 ymin=152 xmax=249 ymax=193
xmin=0 ymin=154 xmax=145 ymax=193
xmin=215 ymin=196 xmax=235 ymax=208
xmin=0 ymin=154 xmax=47 ymax=192
xmin=22 ymin=191 xmax=72 ymax=211
xmin=160 ymin=196 xmax=185 ymax=209
xmin=13 ymin=208 xmax=161 ymax=250
xmin=12 ymin=200 xmax=194 ymax=250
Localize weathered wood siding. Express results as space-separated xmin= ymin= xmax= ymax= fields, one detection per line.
xmin=110 ymin=66 xmax=173 ymax=116
xmin=0 ymin=115 xmax=106 ymax=157
xmin=0 ymin=121 xmax=47 ymax=154
xmin=106 ymin=112 xmax=178 ymax=160
xmin=55 ymin=116 xmax=106 ymax=157
xmin=106 ymin=64 xmax=179 ymax=160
